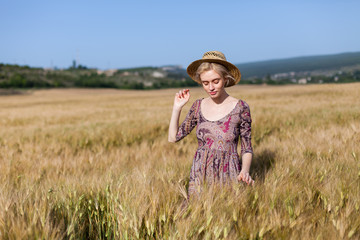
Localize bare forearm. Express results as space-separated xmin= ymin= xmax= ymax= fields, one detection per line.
xmin=169 ymin=89 xmax=190 ymax=142
xmin=241 ymin=152 xmax=253 ymax=173
xmin=168 ymin=106 xmax=182 ymax=142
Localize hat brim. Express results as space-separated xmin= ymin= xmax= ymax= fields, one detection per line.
xmin=186 ymin=59 xmax=241 ymax=87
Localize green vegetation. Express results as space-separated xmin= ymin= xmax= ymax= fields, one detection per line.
xmin=0 ymin=63 xmax=197 ymax=90
xmin=1 ymin=52 xmax=360 ymax=89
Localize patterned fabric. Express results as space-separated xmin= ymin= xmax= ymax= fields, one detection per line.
xmin=176 ymin=98 xmax=253 ymax=196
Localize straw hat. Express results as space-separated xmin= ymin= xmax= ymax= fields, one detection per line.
xmin=186 ymin=51 xmax=241 ymax=87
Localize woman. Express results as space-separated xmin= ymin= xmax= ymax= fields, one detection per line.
xmin=168 ymin=51 xmax=254 ymax=197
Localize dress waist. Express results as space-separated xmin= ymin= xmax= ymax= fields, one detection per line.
xmin=197 ymin=145 xmax=239 ymax=156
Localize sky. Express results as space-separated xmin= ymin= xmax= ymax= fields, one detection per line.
xmin=1 ymin=0 xmax=360 ymax=69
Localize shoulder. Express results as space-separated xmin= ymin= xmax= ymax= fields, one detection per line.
xmin=227 ymin=96 xmax=239 ymax=103
xmin=188 ymin=99 xmax=202 ymax=114
xmin=236 ymin=99 xmax=251 ymax=119
xmin=192 ymin=98 xmax=203 ymax=105
xmin=190 ymin=98 xmax=204 ymax=108
xmin=238 ymin=99 xmax=250 ymax=109
xmin=238 ymin=99 xmax=251 ymax=121
xmin=227 ymin=96 xmax=250 ymax=110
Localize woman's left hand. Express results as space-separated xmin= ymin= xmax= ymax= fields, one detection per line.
xmin=237 ymin=171 xmax=255 ymax=185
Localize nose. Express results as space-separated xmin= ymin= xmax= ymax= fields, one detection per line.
xmin=209 ymin=82 xmax=215 ymax=90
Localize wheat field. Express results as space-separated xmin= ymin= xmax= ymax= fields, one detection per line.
xmin=0 ymin=83 xmax=359 ymax=239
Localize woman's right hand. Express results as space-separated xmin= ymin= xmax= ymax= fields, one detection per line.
xmin=237 ymin=171 xmax=255 ymax=186
xmin=174 ymin=89 xmax=190 ymax=109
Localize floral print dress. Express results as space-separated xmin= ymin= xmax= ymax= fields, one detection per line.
xmin=175 ymin=98 xmax=253 ymax=196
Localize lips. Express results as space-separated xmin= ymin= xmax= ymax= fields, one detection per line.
xmin=209 ymin=91 xmax=217 ymax=95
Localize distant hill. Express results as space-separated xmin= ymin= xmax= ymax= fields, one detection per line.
xmin=236 ymin=52 xmax=360 ymax=78
xmin=1 ymin=52 xmax=360 ymax=89
xmin=0 ymin=64 xmax=197 ymax=89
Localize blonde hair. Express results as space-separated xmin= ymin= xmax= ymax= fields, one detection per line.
xmin=195 ymin=62 xmax=236 ymax=87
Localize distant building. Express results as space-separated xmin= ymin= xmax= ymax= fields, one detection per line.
xmin=143 ymin=81 xmax=153 ymax=87
xmin=121 ymin=71 xmax=131 ymax=76
xmin=298 ymin=78 xmax=307 ymax=84
xmin=273 ymin=72 xmax=290 ymax=80
xmin=97 ymin=69 xmax=117 ymax=76
xmin=161 ymin=65 xmax=182 ymax=71
xmin=152 ymin=71 xmax=166 ymax=78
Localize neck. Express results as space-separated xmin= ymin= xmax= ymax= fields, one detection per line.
xmin=211 ymin=90 xmax=229 ymax=104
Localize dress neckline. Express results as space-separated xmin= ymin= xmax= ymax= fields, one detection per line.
xmin=199 ymin=98 xmax=240 ymax=122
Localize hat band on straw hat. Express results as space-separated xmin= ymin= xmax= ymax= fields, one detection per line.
xmin=186 ymin=51 xmax=241 ymax=87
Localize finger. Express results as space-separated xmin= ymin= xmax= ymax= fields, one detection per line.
xmin=248 ymin=179 xmax=253 ymax=186
xmin=245 ymin=174 xmax=250 ymax=184
xmin=248 ymin=177 xmax=254 ymax=185
xmin=241 ymin=176 xmax=247 ymax=183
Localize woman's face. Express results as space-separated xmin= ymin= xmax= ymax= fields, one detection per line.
xmin=200 ymin=69 xmax=226 ymax=99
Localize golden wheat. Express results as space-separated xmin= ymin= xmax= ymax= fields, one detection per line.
xmin=0 ymin=84 xmax=359 ymax=239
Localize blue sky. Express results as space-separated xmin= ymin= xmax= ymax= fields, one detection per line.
xmin=1 ymin=0 xmax=359 ymax=69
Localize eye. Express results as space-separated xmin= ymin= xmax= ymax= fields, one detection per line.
xmin=213 ymin=80 xmax=219 ymax=84
xmin=202 ymin=82 xmax=209 ymax=86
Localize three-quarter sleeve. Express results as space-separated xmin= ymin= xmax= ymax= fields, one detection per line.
xmin=175 ymin=99 xmax=200 ymax=142
xmin=240 ymin=101 xmax=253 ymax=156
